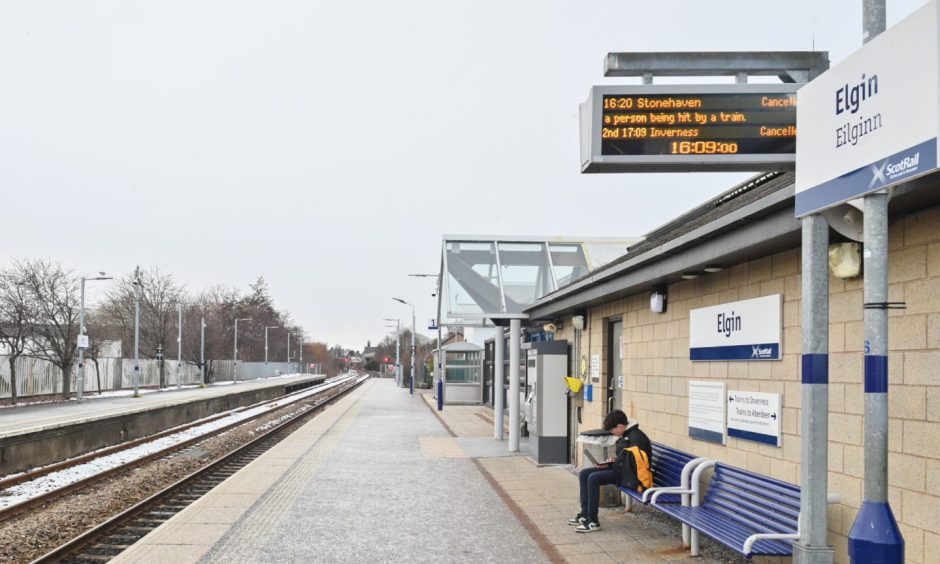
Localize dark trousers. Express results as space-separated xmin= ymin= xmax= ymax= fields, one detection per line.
xmin=578 ymin=466 xmax=618 ymax=522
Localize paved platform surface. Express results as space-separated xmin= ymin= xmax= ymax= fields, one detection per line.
xmin=0 ymin=374 xmax=321 ymax=438
xmin=113 ymin=378 xmax=548 ymax=563
xmin=114 ymin=379 xmax=734 ymax=563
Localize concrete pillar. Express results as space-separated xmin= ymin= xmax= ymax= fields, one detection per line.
xmin=509 ymin=319 xmax=521 ymax=452
xmin=494 ymin=326 xmax=505 ymax=440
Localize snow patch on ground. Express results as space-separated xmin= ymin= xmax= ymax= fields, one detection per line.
xmin=0 ymin=376 xmax=355 ymax=510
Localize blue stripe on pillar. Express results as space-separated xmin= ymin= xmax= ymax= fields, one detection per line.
xmin=864 ymin=355 xmax=889 ymax=393
xmin=801 ymin=354 xmax=828 ymax=384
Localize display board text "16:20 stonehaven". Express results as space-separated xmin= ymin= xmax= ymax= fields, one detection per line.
xmin=600 ymin=93 xmax=796 ymax=156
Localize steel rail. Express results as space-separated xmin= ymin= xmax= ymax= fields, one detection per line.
xmin=0 ymin=376 xmax=349 ymax=523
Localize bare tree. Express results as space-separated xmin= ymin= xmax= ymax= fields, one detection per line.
xmin=182 ymin=286 xmax=238 ymax=384
xmin=98 ymin=267 xmax=184 ymax=388
xmin=21 ymin=260 xmax=80 ymax=399
xmin=0 ymin=262 xmax=34 ymax=404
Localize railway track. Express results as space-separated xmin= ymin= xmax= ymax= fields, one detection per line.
xmin=22 ymin=374 xmax=368 ymax=563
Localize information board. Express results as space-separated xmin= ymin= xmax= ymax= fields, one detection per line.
xmin=727 ymin=390 xmax=782 ymax=446
xmin=688 ymin=381 xmax=726 ymax=445
xmin=581 ymin=84 xmax=799 ymax=172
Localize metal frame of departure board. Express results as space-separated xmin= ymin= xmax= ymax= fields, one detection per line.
xmin=580 ymin=83 xmax=800 ymax=173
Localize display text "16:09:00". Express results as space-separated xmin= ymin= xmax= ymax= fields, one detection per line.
xmin=600 ymin=93 xmax=797 ymax=157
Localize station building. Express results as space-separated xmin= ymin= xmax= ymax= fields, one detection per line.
xmin=520 ymin=169 xmax=940 ymax=562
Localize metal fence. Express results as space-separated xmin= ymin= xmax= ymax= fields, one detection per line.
xmin=0 ymin=355 xmax=301 ymax=399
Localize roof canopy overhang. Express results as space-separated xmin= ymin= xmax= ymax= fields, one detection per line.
xmin=437 ymin=235 xmax=639 ymax=328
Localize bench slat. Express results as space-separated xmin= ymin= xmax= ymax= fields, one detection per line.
xmin=650 ymin=462 xmax=801 ymax=558
xmin=657 ymin=505 xmax=794 ymax=557
xmin=707 ymin=487 xmax=800 ymax=524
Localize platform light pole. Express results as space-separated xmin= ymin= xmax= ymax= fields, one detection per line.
xmin=76 ymin=273 xmax=112 ymax=401
xmin=176 ymin=303 xmax=183 ymax=390
xmin=287 ymin=331 xmax=291 ymax=366
xmin=200 ymin=317 xmax=206 ymax=386
xmin=409 ymin=273 xmax=443 ymax=410
xmin=264 ymin=325 xmax=279 ymax=376
xmin=383 ymin=318 xmax=400 ymax=386
xmin=299 ymin=337 xmax=304 ymax=374
xmin=393 ymin=298 xmax=415 ymax=396
xmin=233 ymin=317 xmax=252 ymax=383
xmin=133 ymin=266 xmax=142 ymax=397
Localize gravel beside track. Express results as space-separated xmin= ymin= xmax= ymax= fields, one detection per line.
xmin=0 ymin=392 xmax=332 ymax=563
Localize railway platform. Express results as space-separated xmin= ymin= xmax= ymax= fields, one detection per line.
xmin=0 ymin=374 xmax=324 ymax=474
xmin=112 ymin=379 xmax=731 ymax=564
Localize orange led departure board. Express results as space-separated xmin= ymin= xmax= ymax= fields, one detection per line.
xmin=581 ymin=85 xmax=799 ymax=172
xmin=601 ymin=93 xmax=796 ymax=156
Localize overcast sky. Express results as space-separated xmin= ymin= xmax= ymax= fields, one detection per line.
xmin=0 ymin=0 xmax=927 ymax=350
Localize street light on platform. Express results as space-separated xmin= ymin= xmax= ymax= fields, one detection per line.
xmin=233 ymin=317 xmax=252 ymax=383
xmin=264 ymin=325 xmax=279 ymax=367
xmin=409 ymin=273 xmax=443 ymax=411
xmin=393 ymin=298 xmax=415 ymax=396
xmin=77 ymin=273 xmax=112 ymax=401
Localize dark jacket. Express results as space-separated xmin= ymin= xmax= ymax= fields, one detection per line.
xmin=613 ymin=423 xmax=653 ymax=491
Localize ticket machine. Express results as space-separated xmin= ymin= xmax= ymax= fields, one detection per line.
xmin=523 ymin=340 xmax=568 ymax=464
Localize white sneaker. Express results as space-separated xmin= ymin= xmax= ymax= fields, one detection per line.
xmin=575 ymin=520 xmax=601 ymax=533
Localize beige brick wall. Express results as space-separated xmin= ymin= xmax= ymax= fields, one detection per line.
xmin=562 ymin=204 xmax=940 ymax=564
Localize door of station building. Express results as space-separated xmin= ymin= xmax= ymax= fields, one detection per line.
xmin=607 ymin=319 xmax=623 ymax=413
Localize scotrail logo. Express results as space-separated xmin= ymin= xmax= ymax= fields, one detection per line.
xmin=751 ymin=345 xmax=773 ymax=359
xmin=869 ymin=151 xmax=921 ymax=188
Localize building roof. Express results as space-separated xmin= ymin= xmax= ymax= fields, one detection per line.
xmin=526 ymin=168 xmax=940 ymax=321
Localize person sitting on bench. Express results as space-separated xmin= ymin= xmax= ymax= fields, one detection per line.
xmin=568 ymin=409 xmax=652 ymax=533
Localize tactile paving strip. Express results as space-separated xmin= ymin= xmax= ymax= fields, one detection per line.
xmin=418 ymin=436 xmax=467 ymax=459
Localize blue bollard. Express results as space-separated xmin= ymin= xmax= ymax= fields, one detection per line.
xmin=848 ymin=501 xmax=904 ymax=563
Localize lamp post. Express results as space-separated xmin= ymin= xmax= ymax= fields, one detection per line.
xmin=76 ymin=274 xmax=112 ymax=401
xmin=200 ymin=317 xmax=206 ymax=386
xmin=299 ymin=337 xmax=304 ymax=374
xmin=393 ymin=298 xmax=416 ymax=396
xmin=383 ymin=318 xmax=400 ymax=386
xmin=233 ymin=317 xmax=252 ymax=383
xmin=264 ymin=325 xmax=279 ymax=371
xmin=288 ymin=331 xmax=296 ymax=373
xmin=409 ymin=272 xmax=444 ymax=410
xmin=133 ymin=266 xmax=142 ymax=397
xmin=176 ymin=303 xmax=182 ymax=390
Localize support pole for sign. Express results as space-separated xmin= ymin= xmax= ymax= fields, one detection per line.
xmin=508 ymin=319 xmax=521 ymax=452
xmin=848 ymin=4 xmax=903 ymax=561
xmin=494 ymin=326 xmax=505 ymax=440
xmin=848 ymin=191 xmax=903 ymax=563
xmin=793 ymin=215 xmax=834 ymax=564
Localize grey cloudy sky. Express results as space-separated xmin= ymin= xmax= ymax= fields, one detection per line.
xmin=0 ymin=0 xmax=927 ymax=349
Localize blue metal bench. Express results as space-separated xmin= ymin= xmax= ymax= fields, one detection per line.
xmin=651 ymin=460 xmax=801 ymax=559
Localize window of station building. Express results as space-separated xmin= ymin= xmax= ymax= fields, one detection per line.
xmin=497 ymin=242 xmax=553 ymax=313
xmin=445 ymin=350 xmax=482 ymax=383
xmin=549 ymin=244 xmax=590 ymax=288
